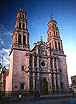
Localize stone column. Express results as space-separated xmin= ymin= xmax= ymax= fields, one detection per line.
xmin=53 ymin=40 xmax=55 ymax=50
xmin=36 ymin=46 xmax=39 ymax=80
xmin=26 ymin=32 xmax=28 ymax=46
xmin=57 ymin=74 xmax=61 ymax=90
xmin=48 ymin=58 xmax=51 ymax=73
xmin=27 ymin=55 xmax=30 ymax=91
xmin=21 ymin=32 xmax=23 ymax=46
xmin=57 ymin=40 xmax=58 ymax=51
xmin=37 ymin=56 xmax=39 ymax=80
xmin=47 ymin=32 xmax=49 ymax=41
xmin=48 ymin=47 xmax=51 ymax=73
xmin=27 ymin=72 xmax=30 ymax=91
xmin=1 ymin=73 xmax=4 ymax=91
xmin=60 ymin=40 xmax=63 ymax=51
xmin=52 ymin=57 xmax=56 ymax=90
xmin=48 ymin=74 xmax=52 ymax=92
xmin=47 ymin=47 xmax=50 ymax=56
xmin=53 ymin=57 xmax=55 ymax=72
xmin=26 ymin=32 xmax=29 ymax=47
xmin=16 ymin=33 xmax=18 ymax=45
xmin=56 ymin=58 xmax=58 ymax=72
xmin=53 ymin=74 xmax=56 ymax=90
xmin=32 ymin=55 xmax=35 ymax=90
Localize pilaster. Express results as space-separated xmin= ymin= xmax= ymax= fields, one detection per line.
xmin=32 ymin=55 xmax=35 ymax=90
xmin=57 ymin=74 xmax=61 ymax=89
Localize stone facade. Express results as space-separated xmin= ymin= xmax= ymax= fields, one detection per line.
xmin=6 ymin=8 xmax=69 ymax=94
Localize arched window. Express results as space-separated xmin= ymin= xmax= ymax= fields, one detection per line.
xmin=51 ymin=58 xmax=53 ymax=71
xmin=41 ymin=60 xmax=45 ymax=66
xmin=30 ymin=76 xmax=33 ymax=90
xmin=20 ymin=83 xmax=24 ymax=90
xmin=51 ymin=74 xmax=55 ymax=89
xmin=72 ymin=80 xmax=76 ymax=85
xmin=30 ymin=54 xmax=33 ymax=90
xmin=22 ymin=66 xmax=24 ymax=71
xmin=50 ymin=32 xmax=51 ymax=36
xmin=55 ymin=41 xmax=57 ymax=50
xmin=23 ymin=14 xmax=24 ymax=18
xmin=58 ymin=41 xmax=60 ymax=50
xmin=56 ymin=31 xmax=57 ymax=35
xmin=19 ymin=22 xmax=21 ymax=29
xmin=56 ymin=74 xmax=58 ymax=89
xmin=50 ymin=43 xmax=51 ymax=54
xmin=54 ymin=31 xmax=55 ymax=36
xmin=54 ymin=57 xmax=56 ymax=68
xmin=23 ymin=23 xmax=25 ymax=29
xmin=18 ymin=34 xmax=21 ymax=45
xmin=23 ymin=35 xmax=26 ymax=45
xmin=30 ymin=54 xmax=32 ymax=72
xmin=20 ymin=14 xmax=21 ymax=18
xmin=34 ymin=55 xmax=37 ymax=69
xmin=60 ymin=69 xmax=64 ymax=89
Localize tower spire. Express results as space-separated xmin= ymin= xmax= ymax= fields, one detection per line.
xmin=47 ymin=17 xmax=63 ymax=52
xmin=50 ymin=15 xmax=53 ymax=20
xmin=12 ymin=8 xmax=29 ymax=51
xmin=41 ymin=36 xmax=43 ymax=41
xmin=20 ymin=8 xmax=23 ymax=12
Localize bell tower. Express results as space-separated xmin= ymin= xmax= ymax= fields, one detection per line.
xmin=47 ymin=17 xmax=69 ymax=92
xmin=12 ymin=8 xmax=29 ymax=50
xmin=47 ymin=17 xmax=63 ymax=52
xmin=6 ymin=8 xmax=30 ymax=92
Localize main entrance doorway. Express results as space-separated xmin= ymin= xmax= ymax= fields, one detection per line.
xmin=40 ymin=78 xmax=48 ymax=95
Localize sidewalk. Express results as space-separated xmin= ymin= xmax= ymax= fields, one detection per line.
xmin=40 ymin=93 xmax=74 ymax=100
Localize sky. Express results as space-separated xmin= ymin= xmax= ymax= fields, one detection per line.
xmin=0 ymin=0 xmax=76 ymax=84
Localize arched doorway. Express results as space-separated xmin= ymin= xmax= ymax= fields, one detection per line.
xmin=40 ymin=78 xmax=48 ymax=95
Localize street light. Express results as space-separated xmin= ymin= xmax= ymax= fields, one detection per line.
xmin=0 ymin=63 xmax=6 ymax=74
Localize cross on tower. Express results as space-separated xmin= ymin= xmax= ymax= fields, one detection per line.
xmin=50 ymin=15 xmax=53 ymax=20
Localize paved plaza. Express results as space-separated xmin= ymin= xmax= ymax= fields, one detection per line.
xmin=10 ymin=98 xmax=76 ymax=104
xmin=0 ymin=94 xmax=76 ymax=104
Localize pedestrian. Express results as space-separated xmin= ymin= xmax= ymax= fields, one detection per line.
xmin=18 ymin=94 xmax=22 ymax=101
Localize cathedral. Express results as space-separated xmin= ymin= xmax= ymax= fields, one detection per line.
xmin=6 ymin=8 xmax=69 ymax=94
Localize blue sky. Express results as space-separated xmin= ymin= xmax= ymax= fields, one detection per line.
xmin=0 ymin=0 xmax=76 ymax=84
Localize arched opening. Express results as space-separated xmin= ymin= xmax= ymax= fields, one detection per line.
xmin=55 ymin=41 xmax=57 ymax=50
xmin=23 ymin=23 xmax=25 ymax=29
xmin=18 ymin=34 xmax=21 ymax=45
xmin=40 ymin=78 xmax=48 ymax=95
xmin=58 ymin=41 xmax=60 ymax=50
xmin=23 ymin=35 xmax=26 ymax=45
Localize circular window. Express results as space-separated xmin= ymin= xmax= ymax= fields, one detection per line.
xmin=41 ymin=60 xmax=45 ymax=66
